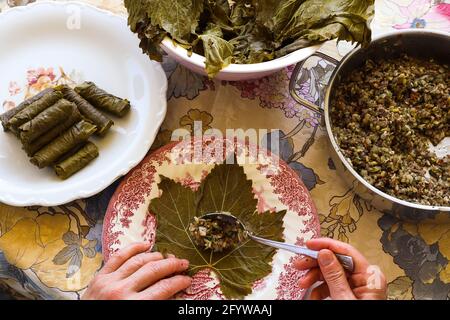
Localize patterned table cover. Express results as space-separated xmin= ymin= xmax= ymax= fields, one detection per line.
xmin=0 ymin=0 xmax=449 ymax=300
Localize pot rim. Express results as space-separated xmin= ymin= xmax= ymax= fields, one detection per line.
xmin=324 ymin=29 xmax=450 ymax=212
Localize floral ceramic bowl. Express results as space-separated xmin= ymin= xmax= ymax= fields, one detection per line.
xmin=103 ymin=137 xmax=321 ymax=300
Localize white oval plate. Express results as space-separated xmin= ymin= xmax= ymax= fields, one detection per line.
xmin=0 ymin=2 xmax=167 ymax=207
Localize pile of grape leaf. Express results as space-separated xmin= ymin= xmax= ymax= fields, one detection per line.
xmin=125 ymin=0 xmax=375 ymax=77
xmin=149 ymin=161 xmax=287 ymax=299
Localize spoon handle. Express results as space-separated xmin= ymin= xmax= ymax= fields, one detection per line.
xmin=249 ymin=234 xmax=354 ymax=272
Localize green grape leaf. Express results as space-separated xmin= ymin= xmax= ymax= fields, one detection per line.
xmin=126 ymin=0 xmax=203 ymax=42
xmin=149 ymin=162 xmax=287 ymax=299
xmin=124 ymin=0 xmax=374 ymax=77
xmin=271 ymin=0 xmax=374 ymax=52
xmin=198 ymin=25 xmax=235 ymax=79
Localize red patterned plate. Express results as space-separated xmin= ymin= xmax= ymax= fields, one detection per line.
xmin=103 ymin=137 xmax=320 ymax=300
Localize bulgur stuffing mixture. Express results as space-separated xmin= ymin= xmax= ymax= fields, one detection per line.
xmin=331 ymin=55 xmax=449 ymax=206
xmin=189 ymin=216 xmax=248 ymax=252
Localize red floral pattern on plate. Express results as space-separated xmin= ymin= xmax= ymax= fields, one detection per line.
xmin=103 ymin=138 xmax=320 ymax=300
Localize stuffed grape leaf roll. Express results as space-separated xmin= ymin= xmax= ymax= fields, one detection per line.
xmin=54 ymin=141 xmax=99 ymax=180
xmin=30 ymin=120 xmax=97 ymax=168
xmin=57 ymin=85 xmax=114 ymax=136
xmin=75 ymin=82 xmax=131 ymax=117
xmin=19 ymin=99 xmax=76 ymax=145
xmin=7 ymin=90 xmax=63 ymax=130
xmin=1 ymin=88 xmax=53 ymax=132
xmin=23 ymin=104 xmax=82 ymax=156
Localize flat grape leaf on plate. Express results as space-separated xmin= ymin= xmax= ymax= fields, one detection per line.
xmin=150 ymin=162 xmax=286 ymax=299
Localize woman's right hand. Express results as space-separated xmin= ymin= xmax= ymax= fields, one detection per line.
xmin=83 ymin=242 xmax=192 ymax=300
xmin=294 ymin=238 xmax=387 ymax=300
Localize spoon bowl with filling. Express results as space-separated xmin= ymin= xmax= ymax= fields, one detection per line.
xmin=193 ymin=212 xmax=355 ymax=272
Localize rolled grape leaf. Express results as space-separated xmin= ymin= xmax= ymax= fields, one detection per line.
xmin=23 ymin=105 xmax=82 ymax=156
xmin=54 ymin=141 xmax=99 ymax=180
xmin=57 ymin=85 xmax=114 ymax=136
xmin=150 ymin=161 xmax=286 ymax=299
xmin=18 ymin=99 xmax=75 ymax=145
xmin=75 ymin=82 xmax=131 ymax=117
xmin=7 ymin=90 xmax=63 ymax=130
xmin=30 ymin=120 xmax=97 ymax=168
xmin=0 ymin=88 xmax=53 ymax=132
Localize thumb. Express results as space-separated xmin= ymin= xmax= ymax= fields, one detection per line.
xmin=318 ymin=249 xmax=355 ymax=300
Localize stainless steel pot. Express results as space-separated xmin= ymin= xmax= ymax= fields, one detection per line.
xmin=291 ymin=30 xmax=450 ymax=221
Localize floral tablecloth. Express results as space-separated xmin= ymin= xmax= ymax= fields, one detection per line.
xmin=0 ymin=0 xmax=449 ymax=300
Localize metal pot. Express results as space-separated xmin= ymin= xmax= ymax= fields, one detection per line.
xmin=291 ymin=30 xmax=450 ymax=221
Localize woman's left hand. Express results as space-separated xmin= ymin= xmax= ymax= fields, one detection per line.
xmin=82 ymin=242 xmax=191 ymax=300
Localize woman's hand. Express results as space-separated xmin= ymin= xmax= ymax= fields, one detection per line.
xmin=294 ymin=238 xmax=387 ymax=300
xmin=83 ymin=242 xmax=191 ymax=300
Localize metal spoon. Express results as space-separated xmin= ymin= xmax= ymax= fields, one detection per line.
xmin=201 ymin=213 xmax=354 ymax=272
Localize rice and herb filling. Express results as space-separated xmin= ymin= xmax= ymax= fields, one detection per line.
xmin=189 ymin=216 xmax=248 ymax=252
xmin=332 ymin=55 xmax=449 ymax=206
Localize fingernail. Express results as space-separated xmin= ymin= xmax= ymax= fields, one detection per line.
xmin=318 ymin=250 xmax=334 ymax=267
xmin=182 ymin=259 xmax=190 ymax=267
